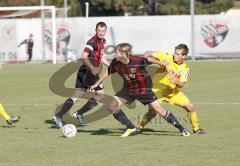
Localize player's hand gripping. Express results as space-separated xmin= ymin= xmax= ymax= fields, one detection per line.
xmin=90 ymin=82 xmax=99 ymax=91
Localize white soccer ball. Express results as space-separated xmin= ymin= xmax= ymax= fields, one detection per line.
xmin=62 ymin=124 xmax=77 ymax=138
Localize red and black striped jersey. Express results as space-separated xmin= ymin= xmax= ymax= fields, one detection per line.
xmin=83 ymin=35 xmax=106 ymax=67
xmin=19 ymin=39 xmax=34 ymax=50
xmin=108 ymin=56 xmax=152 ymax=94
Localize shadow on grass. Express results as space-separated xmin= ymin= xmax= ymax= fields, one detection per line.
xmin=76 ymin=128 xmax=123 ymax=137
xmin=77 ymin=128 xmax=181 ymax=137
xmin=1 ymin=125 xmax=16 ymax=128
xmin=45 ymin=119 xmax=55 ymax=125
xmin=139 ymin=128 xmax=181 ymax=136
xmin=45 ymin=119 xmax=59 ymax=129
xmin=45 ymin=119 xmax=182 ymax=137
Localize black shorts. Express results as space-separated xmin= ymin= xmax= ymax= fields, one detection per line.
xmin=75 ymin=65 xmax=104 ymax=91
xmin=115 ymin=88 xmax=157 ymax=105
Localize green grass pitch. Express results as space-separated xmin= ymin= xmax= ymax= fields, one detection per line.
xmin=0 ymin=60 xmax=240 ymax=166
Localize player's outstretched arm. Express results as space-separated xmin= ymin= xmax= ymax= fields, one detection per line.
xmin=144 ymin=51 xmax=168 ymax=67
xmin=18 ymin=39 xmax=27 ymax=47
xmin=147 ymin=57 xmax=163 ymax=66
xmin=101 ymin=55 xmax=110 ymax=66
xmin=144 ymin=51 xmax=158 ymax=58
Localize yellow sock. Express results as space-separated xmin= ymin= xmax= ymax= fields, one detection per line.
xmin=139 ymin=108 xmax=156 ymax=128
xmin=0 ymin=103 xmax=11 ymax=121
xmin=187 ymin=111 xmax=199 ymax=131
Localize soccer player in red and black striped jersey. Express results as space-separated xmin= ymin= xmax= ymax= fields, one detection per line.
xmin=53 ymin=22 xmax=110 ymax=128
xmin=91 ymin=43 xmax=190 ymax=137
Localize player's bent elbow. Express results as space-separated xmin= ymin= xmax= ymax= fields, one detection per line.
xmin=143 ymin=51 xmax=153 ymax=58
xmin=176 ymin=84 xmax=183 ymax=88
xmin=186 ymin=103 xmax=195 ymax=112
xmin=82 ymin=52 xmax=89 ymax=59
xmin=177 ymin=82 xmax=185 ymax=88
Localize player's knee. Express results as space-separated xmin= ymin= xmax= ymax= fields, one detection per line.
xmin=107 ymin=103 xmax=114 ymax=112
xmin=74 ymin=90 xmax=84 ymax=99
xmin=94 ymin=94 xmax=104 ymax=101
xmin=70 ymin=97 xmax=79 ymax=103
xmin=74 ymin=93 xmax=80 ymax=99
xmin=107 ymin=102 xmax=118 ymax=112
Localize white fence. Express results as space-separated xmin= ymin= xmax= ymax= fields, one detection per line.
xmin=0 ymin=15 xmax=239 ymax=62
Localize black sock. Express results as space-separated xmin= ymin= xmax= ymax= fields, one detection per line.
xmin=146 ymin=108 xmax=157 ymax=122
xmin=77 ymin=97 xmax=98 ymax=115
xmin=164 ymin=111 xmax=185 ymax=132
xmin=113 ymin=109 xmax=135 ymax=129
xmin=56 ymin=98 xmax=74 ymax=118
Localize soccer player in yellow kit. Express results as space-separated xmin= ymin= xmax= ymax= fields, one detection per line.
xmin=0 ymin=65 xmax=20 ymax=125
xmin=0 ymin=103 xmax=20 ymax=125
xmin=138 ymin=44 xmax=205 ymax=134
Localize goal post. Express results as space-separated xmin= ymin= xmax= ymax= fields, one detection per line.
xmin=0 ymin=6 xmax=57 ymax=64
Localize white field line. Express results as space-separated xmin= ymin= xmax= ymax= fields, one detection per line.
xmin=196 ymin=102 xmax=240 ymax=105
xmin=3 ymin=102 xmax=240 ymax=106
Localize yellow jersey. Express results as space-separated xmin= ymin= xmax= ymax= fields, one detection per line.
xmin=152 ymin=52 xmax=189 ymax=97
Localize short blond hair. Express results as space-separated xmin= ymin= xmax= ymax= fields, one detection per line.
xmin=116 ymin=43 xmax=133 ymax=58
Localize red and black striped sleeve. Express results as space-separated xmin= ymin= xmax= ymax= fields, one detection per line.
xmin=83 ymin=39 xmax=96 ymax=54
xmin=141 ymin=57 xmax=152 ymax=66
xmin=108 ymin=59 xmax=117 ymax=75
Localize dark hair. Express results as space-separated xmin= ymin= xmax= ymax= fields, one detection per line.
xmin=175 ymin=43 xmax=189 ymax=56
xmin=96 ymin=22 xmax=107 ymax=29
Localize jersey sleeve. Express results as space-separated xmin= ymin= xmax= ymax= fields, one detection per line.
xmin=156 ymin=52 xmax=169 ymax=61
xmin=142 ymin=57 xmax=152 ymax=66
xmin=108 ymin=59 xmax=116 ymax=75
xmin=83 ymin=40 xmax=96 ymax=54
xmin=19 ymin=39 xmax=27 ymax=46
xmin=179 ymin=67 xmax=189 ymax=83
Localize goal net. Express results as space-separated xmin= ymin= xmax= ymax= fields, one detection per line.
xmin=0 ymin=6 xmax=57 ymax=64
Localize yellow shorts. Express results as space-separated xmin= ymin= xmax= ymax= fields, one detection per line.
xmin=154 ymin=90 xmax=190 ymax=107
